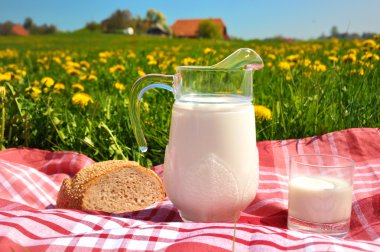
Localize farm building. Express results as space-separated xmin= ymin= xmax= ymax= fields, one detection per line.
xmin=171 ymin=18 xmax=228 ymax=39
xmin=146 ymin=23 xmax=169 ymax=36
xmin=11 ymin=24 xmax=29 ymax=36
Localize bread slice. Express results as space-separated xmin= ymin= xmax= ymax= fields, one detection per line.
xmin=56 ymin=160 xmax=165 ymax=213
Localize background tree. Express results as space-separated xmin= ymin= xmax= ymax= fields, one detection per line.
xmin=35 ymin=24 xmax=57 ymax=34
xmin=85 ymin=21 xmax=101 ymax=32
xmin=145 ymin=9 xmax=166 ymax=26
xmin=0 ymin=21 xmax=14 ymax=35
xmin=101 ymin=9 xmax=132 ymax=33
xmin=196 ymin=19 xmax=223 ymax=39
xmin=130 ymin=16 xmax=148 ymax=35
xmin=21 ymin=17 xmax=57 ymax=34
xmin=330 ymin=26 xmax=339 ymax=38
xmin=23 ymin=17 xmax=34 ymax=30
xmin=144 ymin=9 xmax=170 ymax=34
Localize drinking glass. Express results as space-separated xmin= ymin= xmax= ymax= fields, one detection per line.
xmin=288 ymin=154 xmax=355 ymax=237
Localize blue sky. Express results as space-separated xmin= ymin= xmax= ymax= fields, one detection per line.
xmin=0 ymin=0 xmax=379 ymax=39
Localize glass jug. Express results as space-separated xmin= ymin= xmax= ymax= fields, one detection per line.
xmin=129 ymin=48 xmax=264 ymax=222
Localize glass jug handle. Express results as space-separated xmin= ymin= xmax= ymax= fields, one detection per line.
xmin=129 ymin=74 xmax=174 ymax=152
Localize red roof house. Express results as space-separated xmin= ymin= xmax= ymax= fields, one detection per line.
xmin=171 ymin=18 xmax=228 ymax=39
xmin=11 ymin=24 xmax=29 ymax=36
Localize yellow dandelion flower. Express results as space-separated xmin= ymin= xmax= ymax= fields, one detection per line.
xmin=146 ymin=54 xmax=155 ymax=61
xmin=98 ymin=52 xmax=107 ymax=58
xmin=181 ymin=57 xmax=197 ymax=66
xmin=148 ymin=59 xmax=157 ymax=65
xmin=98 ymin=51 xmax=113 ymax=58
xmin=146 ymin=55 xmax=157 ymax=65
xmin=0 ymin=86 xmax=6 ymax=98
xmin=358 ymin=68 xmax=365 ymax=76
xmin=72 ymin=83 xmax=85 ymax=91
xmin=65 ymin=61 xmax=81 ymax=69
xmin=359 ymin=61 xmax=374 ymax=69
xmin=37 ymin=57 xmax=48 ymax=64
xmin=33 ymin=80 xmax=40 ymax=86
xmin=127 ymin=51 xmax=136 ymax=58
xmin=285 ymin=73 xmax=292 ymax=81
xmin=16 ymin=69 xmax=27 ymax=76
xmin=13 ymin=74 xmax=22 ymax=81
xmin=267 ymin=54 xmax=276 ymax=60
xmin=0 ymin=73 xmax=12 ymax=82
xmin=361 ymin=52 xmax=379 ymax=61
xmin=347 ymin=49 xmax=357 ymax=55
xmin=342 ymin=54 xmax=356 ymax=63
xmin=328 ymin=56 xmax=339 ymax=63
xmin=109 ymin=64 xmax=125 ymax=74
xmin=41 ymin=77 xmax=55 ymax=87
xmin=362 ymin=39 xmax=376 ymax=48
xmin=137 ymin=67 xmax=146 ymax=77
xmin=172 ymin=64 xmax=178 ymax=71
xmin=67 ymin=68 xmax=81 ymax=75
xmin=72 ymin=93 xmax=93 ymax=108
xmin=54 ymin=83 xmax=65 ymax=94
xmin=142 ymin=102 xmax=150 ymax=112
xmin=266 ymin=62 xmax=273 ymax=67
xmin=324 ymin=49 xmax=337 ymax=56
xmin=99 ymin=58 xmax=107 ymax=64
xmin=52 ymin=57 xmax=62 ymax=64
xmin=204 ymin=48 xmax=216 ymax=54
xmin=80 ymin=74 xmax=98 ymax=81
xmin=5 ymin=72 xmax=13 ymax=79
xmin=159 ymin=60 xmax=171 ymax=70
xmin=286 ymin=54 xmax=300 ymax=62
xmin=278 ymin=61 xmax=291 ymax=71
xmin=80 ymin=61 xmax=91 ymax=69
xmin=89 ymin=74 xmax=98 ymax=81
xmin=0 ymin=49 xmax=18 ymax=59
xmin=114 ymin=82 xmax=126 ymax=90
xmin=255 ymin=105 xmax=272 ymax=121
xmin=25 ymin=87 xmax=42 ymax=99
xmin=312 ymin=63 xmax=327 ymax=72
xmin=303 ymin=59 xmax=312 ymax=67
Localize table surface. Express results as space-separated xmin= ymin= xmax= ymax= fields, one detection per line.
xmin=0 ymin=127 xmax=379 ymax=252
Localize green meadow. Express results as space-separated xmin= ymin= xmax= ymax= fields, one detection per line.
xmin=0 ymin=33 xmax=379 ymax=166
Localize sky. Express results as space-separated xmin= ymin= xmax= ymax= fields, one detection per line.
xmin=1 ymin=0 xmax=380 ymax=40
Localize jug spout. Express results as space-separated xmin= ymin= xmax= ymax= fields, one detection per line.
xmin=212 ymin=48 xmax=264 ymax=70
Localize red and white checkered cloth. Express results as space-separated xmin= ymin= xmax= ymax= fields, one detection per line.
xmin=0 ymin=128 xmax=379 ymax=251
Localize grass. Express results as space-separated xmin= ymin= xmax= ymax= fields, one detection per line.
xmin=0 ymin=33 xmax=379 ymax=166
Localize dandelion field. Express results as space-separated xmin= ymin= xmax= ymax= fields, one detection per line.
xmin=0 ymin=33 xmax=379 ymax=167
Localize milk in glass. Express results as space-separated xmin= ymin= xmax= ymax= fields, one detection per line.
xmin=288 ymin=175 xmax=353 ymax=223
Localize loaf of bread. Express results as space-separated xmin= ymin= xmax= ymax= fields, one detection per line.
xmin=56 ymin=160 xmax=165 ymax=213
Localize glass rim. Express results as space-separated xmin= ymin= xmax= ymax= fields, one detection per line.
xmin=290 ymin=154 xmax=355 ymax=169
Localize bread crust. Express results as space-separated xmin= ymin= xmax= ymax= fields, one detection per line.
xmin=56 ymin=160 xmax=165 ymax=212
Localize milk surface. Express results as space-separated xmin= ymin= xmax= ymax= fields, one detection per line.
xmin=163 ymin=97 xmax=259 ymax=222
xmin=288 ymin=176 xmax=353 ymax=223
